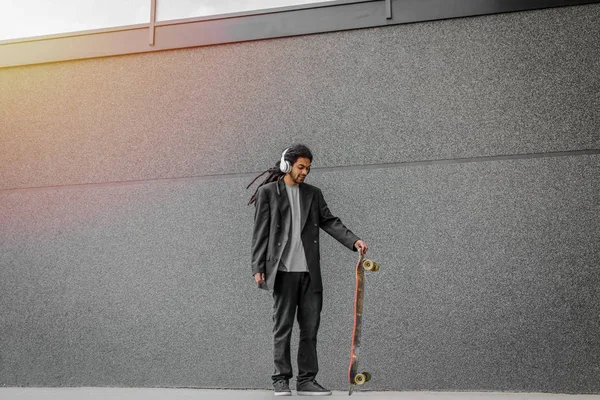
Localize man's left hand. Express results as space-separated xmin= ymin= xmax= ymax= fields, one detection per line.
xmin=354 ymin=240 xmax=368 ymax=255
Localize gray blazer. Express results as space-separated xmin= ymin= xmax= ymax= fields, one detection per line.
xmin=251 ymin=179 xmax=360 ymax=292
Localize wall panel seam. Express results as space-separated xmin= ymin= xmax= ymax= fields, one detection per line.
xmin=1 ymin=149 xmax=598 ymax=194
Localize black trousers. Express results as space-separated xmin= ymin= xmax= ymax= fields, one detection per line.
xmin=272 ymin=271 xmax=323 ymax=384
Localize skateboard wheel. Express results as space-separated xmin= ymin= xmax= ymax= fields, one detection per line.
xmin=363 ymin=259 xmax=379 ymax=272
xmin=364 ymin=372 xmax=371 ymax=382
xmin=354 ymin=373 xmax=367 ymax=385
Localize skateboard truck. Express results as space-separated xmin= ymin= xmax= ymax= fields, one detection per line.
xmin=348 ymin=251 xmax=380 ymax=395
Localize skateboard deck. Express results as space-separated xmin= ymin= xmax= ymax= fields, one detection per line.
xmin=348 ymin=252 xmax=379 ymax=395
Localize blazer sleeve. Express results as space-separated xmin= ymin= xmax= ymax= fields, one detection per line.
xmin=251 ymin=186 xmax=270 ymax=276
xmin=317 ymin=188 xmax=360 ymax=251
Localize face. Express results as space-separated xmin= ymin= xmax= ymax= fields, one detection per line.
xmin=289 ymin=157 xmax=311 ymax=184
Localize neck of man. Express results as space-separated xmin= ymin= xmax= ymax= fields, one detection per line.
xmin=283 ymin=174 xmax=299 ymax=186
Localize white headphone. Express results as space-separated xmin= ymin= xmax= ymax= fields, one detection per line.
xmin=280 ymin=148 xmax=292 ymax=173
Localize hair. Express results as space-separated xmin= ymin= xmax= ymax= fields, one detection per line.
xmin=247 ymin=144 xmax=313 ymax=205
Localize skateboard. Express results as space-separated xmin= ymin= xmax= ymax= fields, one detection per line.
xmin=348 ymin=251 xmax=379 ymax=395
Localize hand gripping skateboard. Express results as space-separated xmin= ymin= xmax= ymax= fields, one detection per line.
xmin=348 ymin=251 xmax=380 ymax=395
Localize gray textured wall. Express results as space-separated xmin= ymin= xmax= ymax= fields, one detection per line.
xmin=1 ymin=3 xmax=599 ymax=393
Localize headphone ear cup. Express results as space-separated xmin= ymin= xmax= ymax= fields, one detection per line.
xmin=280 ymin=149 xmax=291 ymax=173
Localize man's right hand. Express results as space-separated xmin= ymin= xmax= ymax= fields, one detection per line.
xmin=254 ymin=272 xmax=265 ymax=285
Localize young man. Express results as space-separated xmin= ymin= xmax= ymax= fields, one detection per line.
xmin=248 ymin=144 xmax=368 ymax=396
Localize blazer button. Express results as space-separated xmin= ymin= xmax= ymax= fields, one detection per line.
xmin=278 ymin=243 xmax=281 ymax=246
xmin=314 ymin=223 xmax=318 ymax=227
xmin=314 ymin=240 xmax=317 ymax=243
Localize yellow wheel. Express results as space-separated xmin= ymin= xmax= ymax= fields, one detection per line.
xmin=363 ymin=259 xmax=380 ymax=272
xmin=354 ymin=373 xmax=366 ymax=385
xmin=364 ymin=372 xmax=371 ymax=382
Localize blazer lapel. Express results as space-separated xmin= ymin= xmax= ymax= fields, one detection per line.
xmin=277 ymin=179 xmax=290 ymax=222
xmin=299 ymin=183 xmax=313 ymax=232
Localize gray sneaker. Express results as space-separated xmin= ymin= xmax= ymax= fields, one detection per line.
xmin=273 ymin=380 xmax=292 ymax=396
xmin=296 ymin=380 xmax=332 ymax=396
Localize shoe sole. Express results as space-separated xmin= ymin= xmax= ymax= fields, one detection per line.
xmin=274 ymin=391 xmax=292 ymax=396
xmin=296 ymin=391 xmax=332 ymax=396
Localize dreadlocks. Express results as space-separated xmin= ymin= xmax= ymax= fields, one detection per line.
xmin=246 ymin=164 xmax=285 ymax=205
xmin=247 ymin=144 xmax=313 ymax=205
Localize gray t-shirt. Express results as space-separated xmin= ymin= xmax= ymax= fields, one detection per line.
xmin=278 ymin=183 xmax=309 ymax=272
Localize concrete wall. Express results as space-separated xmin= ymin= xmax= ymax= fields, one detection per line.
xmin=1 ymin=3 xmax=599 ymax=393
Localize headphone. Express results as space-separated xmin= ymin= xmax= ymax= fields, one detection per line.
xmin=280 ymin=148 xmax=292 ymax=173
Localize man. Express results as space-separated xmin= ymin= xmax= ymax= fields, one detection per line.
xmin=248 ymin=144 xmax=368 ymax=396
